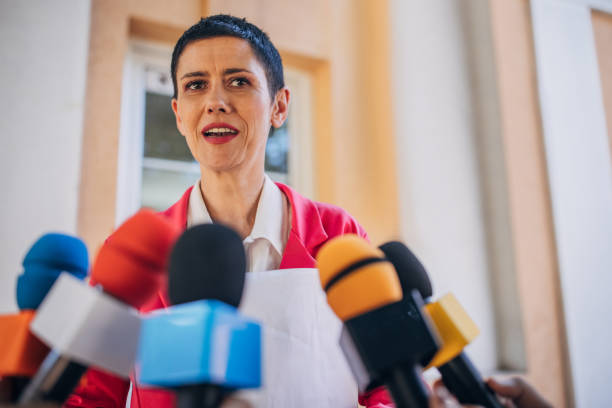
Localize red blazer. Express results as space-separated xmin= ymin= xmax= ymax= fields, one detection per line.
xmin=64 ymin=182 xmax=383 ymax=408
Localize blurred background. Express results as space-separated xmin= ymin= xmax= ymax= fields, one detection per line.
xmin=1 ymin=0 xmax=611 ymax=406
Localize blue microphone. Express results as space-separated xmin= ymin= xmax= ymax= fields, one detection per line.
xmin=138 ymin=300 xmax=261 ymax=388
xmin=17 ymin=233 xmax=89 ymax=310
xmin=137 ymin=223 xmax=261 ymax=408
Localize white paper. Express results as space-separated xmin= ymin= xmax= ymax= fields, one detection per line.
xmin=236 ymin=268 xmax=358 ymax=407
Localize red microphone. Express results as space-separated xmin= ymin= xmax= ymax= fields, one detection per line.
xmin=92 ymin=209 xmax=181 ymax=308
xmin=21 ymin=210 xmax=181 ymax=405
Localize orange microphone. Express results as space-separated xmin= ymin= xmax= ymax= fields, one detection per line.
xmin=317 ymin=234 xmax=439 ymax=408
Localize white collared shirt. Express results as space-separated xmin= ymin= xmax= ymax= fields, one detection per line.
xmin=187 ymin=174 xmax=290 ymax=272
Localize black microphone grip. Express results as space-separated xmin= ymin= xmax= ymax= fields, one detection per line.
xmin=18 ymin=351 xmax=88 ymax=404
xmin=385 ymin=364 xmax=429 ymax=408
xmin=438 ymin=353 xmax=503 ymax=408
xmin=176 ymin=384 xmax=231 ymax=408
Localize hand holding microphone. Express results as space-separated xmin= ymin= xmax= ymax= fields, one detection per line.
xmin=429 ymin=377 xmax=553 ymax=408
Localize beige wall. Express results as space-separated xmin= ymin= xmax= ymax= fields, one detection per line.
xmin=78 ymin=0 xmax=205 ymax=250
xmin=488 ymin=1 xmax=570 ymax=406
xmin=592 ymin=9 xmax=612 ymax=163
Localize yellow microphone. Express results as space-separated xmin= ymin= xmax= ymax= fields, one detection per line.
xmin=379 ymin=241 xmax=503 ymax=408
xmin=424 ymin=293 xmax=479 ymax=369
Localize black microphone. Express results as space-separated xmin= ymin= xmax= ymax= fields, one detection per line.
xmin=316 ymin=235 xmax=440 ymax=408
xmin=137 ymin=223 xmax=261 ymax=408
xmin=168 ymin=223 xmax=245 ymax=307
xmin=380 ymin=241 xmax=504 ymax=408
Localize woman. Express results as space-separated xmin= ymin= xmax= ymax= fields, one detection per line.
xmin=66 ymin=14 xmax=369 ymax=408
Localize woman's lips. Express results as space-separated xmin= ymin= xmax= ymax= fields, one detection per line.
xmin=202 ymin=133 xmax=238 ymax=144
xmin=201 ymin=123 xmax=239 ymax=145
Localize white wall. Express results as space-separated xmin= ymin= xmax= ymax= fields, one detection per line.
xmin=531 ymin=1 xmax=612 ymax=406
xmin=389 ymin=0 xmax=499 ymax=374
xmin=0 ymin=0 xmax=91 ymax=313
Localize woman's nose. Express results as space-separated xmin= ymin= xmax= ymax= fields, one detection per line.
xmin=205 ymin=85 xmax=231 ymax=114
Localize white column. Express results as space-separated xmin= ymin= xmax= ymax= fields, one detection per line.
xmin=388 ymin=0 xmax=498 ymax=373
xmin=531 ymin=1 xmax=612 ymax=406
xmin=0 ymin=0 xmax=91 ymax=313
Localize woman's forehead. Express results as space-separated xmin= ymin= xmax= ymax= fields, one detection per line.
xmin=176 ymin=36 xmax=265 ymax=76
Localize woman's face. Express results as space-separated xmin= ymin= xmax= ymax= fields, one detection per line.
xmin=172 ymin=36 xmax=289 ymax=174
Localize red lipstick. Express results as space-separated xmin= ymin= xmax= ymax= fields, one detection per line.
xmin=201 ymin=123 xmax=239 ymax=145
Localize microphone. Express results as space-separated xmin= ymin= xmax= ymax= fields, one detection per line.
xmin=137 ymin=223 xmax=262 ymax=408
xmin=379 ymin=241 xmax=504 ymax=408
xmin=316 ymin=234 xmax=439 ymax=408
xmin=0 ymin=233 xmax=88 ymax=403
xmin=20 ymin=210 xmax=180 ymax=405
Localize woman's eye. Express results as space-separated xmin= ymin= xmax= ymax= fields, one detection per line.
xmin=229 ymin=78 xmax=249 ymax=87
xmin=185 ymin=80 xmax=205 ymax=91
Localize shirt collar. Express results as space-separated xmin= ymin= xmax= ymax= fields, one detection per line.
xmin=247 ymin=174 xmax=285 ymax=255
xmin=187 ymin=180 xmax=213 ymax=227
xmin=187 ymin=174 xmax=285 ymax=255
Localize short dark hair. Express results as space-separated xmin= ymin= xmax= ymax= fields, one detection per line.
xmin=171 ymin=14 xmax=285 ymax=99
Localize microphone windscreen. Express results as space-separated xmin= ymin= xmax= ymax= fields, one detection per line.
xmin=17 ymin=233 xmax=89 ymax=310
xmin=99 ymin=209 xmax=181 ymax=268
xmin=91 ymin=210 xmax=181 ymax=308
xmin=379 ymin=241 xmax=433 ymax=299
xmin=316 ymin=234 xmax=402 ymax=321
xmin=0 ymin=311 xmax=49 ymax=376
xmin=168 ymin=223 xmax=246 ymax=308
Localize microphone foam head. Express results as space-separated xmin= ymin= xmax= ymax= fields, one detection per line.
xmin=316 ymin=234 xmax=402 ymax=321
xmin=17 ymin=233 xmax=89 ymax=310
xmin=379 ymin=241 xmax=433 ymax=299
xmin=168 ymin=223 xmax=246 ymax=308
xmin=92 ymin=209 xmax=181 ymax=308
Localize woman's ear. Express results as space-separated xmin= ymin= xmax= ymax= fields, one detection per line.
xmin=171 ymin=98 xmax=185 ymax=136
xmin=271 ymin=87 xmax=291 ymax=128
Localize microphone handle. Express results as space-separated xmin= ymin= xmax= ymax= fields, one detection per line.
xmin=385 ymin=363 xmax=429 ymax=408
xmin=438 ymin=352 xmax=503 ymax=408
xmin=0 ymin=377 xmax=29 ymax=403
xmin=18 ymin=350 xmax=87 ymax=405
xmin=176 ymin=384 xmax=231 ymax=408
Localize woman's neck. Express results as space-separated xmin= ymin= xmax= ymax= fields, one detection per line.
xmin=198 ymin=167 xmax=265 ymax=239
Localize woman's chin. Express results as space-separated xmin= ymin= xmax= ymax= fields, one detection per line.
xmin=200 ymin=160 xmax=242 ymax=174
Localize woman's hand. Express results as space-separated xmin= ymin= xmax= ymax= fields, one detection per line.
xmin=428 ymin=377 xmax=553 ymax=408
xmin=486 ymin=377 xmax=553 ymax=408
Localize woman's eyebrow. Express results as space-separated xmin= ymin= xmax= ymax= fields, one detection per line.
xmin=179 ymin=68 xmax=252 ymax=80
xmin=180 ymin=71 xmax=208 ymax=80
xmin=224 ymin=68 xmax=253 ymax=75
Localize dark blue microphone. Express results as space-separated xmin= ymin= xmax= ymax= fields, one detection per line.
xmin=137 ymin=223 xmax=261 ymax=408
